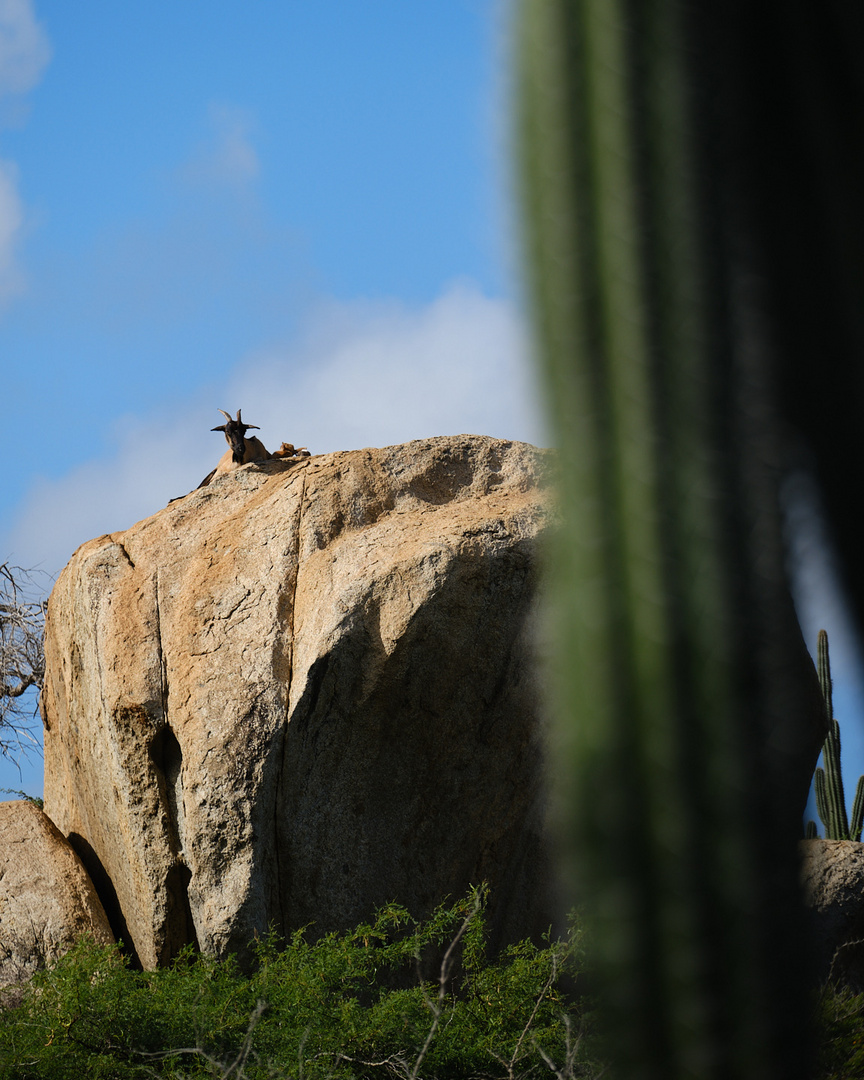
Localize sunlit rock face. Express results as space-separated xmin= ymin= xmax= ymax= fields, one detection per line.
xmin=0 ymin=799 xmax=114 ymax=991
xmin=41 ymin=435 xmax=555 ymax=968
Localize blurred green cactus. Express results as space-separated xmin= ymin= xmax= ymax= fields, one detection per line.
xmin=516 ymin=1 xmax=821 ymax=1077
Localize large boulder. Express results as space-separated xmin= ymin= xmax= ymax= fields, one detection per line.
xmin=0 ymin=800 xmax=114 ymax=992
xmin=41 ymin=435 xmax=554 ymax=968
xmin=800 ymin=839 xmax=864 ymax=989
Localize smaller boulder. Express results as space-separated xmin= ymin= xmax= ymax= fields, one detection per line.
xmin=800 ymin=839 xmax=864 ymax=989
xmin=0 ymin=800 xmax=114 ymax=994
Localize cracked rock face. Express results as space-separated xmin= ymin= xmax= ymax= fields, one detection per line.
xmin=800 ymin=839 xmax=864 ymax=989
xmin=0 ymin=800 xmax=114 ymax=991
xmin=41 ymin=435 xmax=554 ymax=968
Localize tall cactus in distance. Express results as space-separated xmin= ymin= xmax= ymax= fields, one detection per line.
xmin=811 ymin=629 xmax=864 ymax=841
xmin=515 ymin=1 xmax=829 ymax=1077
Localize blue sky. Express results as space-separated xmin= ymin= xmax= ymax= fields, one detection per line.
xmin=0 ymin=0 xmax=535 ymax=528
xmin=0 ymin=0 xmax=862 ymax=819
xmin=0 ymin=0 xmax=546 ymax=568
xmin=0 ymin=0 xmax=543 ymax=795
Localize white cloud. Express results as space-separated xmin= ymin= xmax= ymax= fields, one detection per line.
xmin=232 ymin=282 xmax=544 ymax=454
xmin=783 ymin=470 xmax=863 ymax=674
xmin=1 ymin=282 xmax=545 ymax=577
xmin=0 ymin=0 xmax=51 ymax=99
xmin=0 ymin=156 xmax=23 ymax=299
xmin=0 ymin=0 xmax=51 ymax=302
xmin=180 ymin=104 xmax=260 ymax=189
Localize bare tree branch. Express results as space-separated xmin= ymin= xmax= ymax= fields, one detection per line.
xmin=407 ymin=891 xmax=482 ymax=1080
xmin=0 ymin=562 xmax=50 ymax=762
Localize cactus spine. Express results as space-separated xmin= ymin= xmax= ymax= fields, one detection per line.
xmin=811 ymin=629 xmax=864 ymax=841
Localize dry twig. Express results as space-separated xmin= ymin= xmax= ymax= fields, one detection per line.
xmin=0 ymin=562 xmax=48 ymax=761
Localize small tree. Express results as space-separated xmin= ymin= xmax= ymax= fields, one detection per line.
xmin=0 ymin=562 xmax=48 ymax=761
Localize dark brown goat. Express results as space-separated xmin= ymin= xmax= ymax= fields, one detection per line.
xmin=195 ymin=408 xmax=271 ymax=489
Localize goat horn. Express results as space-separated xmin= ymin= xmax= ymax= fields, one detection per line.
xmin=218 ymin=409 xmax=232 ymax=422
xmin=234 ymin=409 xmax=259 ymax=429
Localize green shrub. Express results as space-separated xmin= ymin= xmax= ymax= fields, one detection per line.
xmin=813 ymin=984 xmax=864 ymax=1080
xmin=0 ymin=889 xmax=598 ymax=1079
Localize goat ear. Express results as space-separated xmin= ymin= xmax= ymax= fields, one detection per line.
xmin=211 ymin=425 xmax=226 ymax=432
xmin=245 ymin=424 xmax=260 ymax=430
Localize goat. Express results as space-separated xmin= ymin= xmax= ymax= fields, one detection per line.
xmin=271 ymin=441 xmax=311 ymax=459
xmin=197 ymin=408 xmax=271 ymax=489
xmin=212 ymin=408 xmax=270 ymax=465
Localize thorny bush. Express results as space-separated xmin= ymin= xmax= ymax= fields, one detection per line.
xmin=0 ymin=887 xmax=601 ymax=1079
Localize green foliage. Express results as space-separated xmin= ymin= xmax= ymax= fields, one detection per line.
xmin=0 ymin=788 xmax=43 ymax=809
xmin=810 ymin=630 xmax=864 ymax=841
xmin=813 ymin=984 xmax=864 ymax=1079
xmin=0 ymin=890 xmax=599 ymax=1080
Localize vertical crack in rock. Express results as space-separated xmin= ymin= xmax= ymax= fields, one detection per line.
xmin=284 ymin=468 xmax=308 ymax=712
xmin=150 ymin=727 xmax=184 ymax=853
xmin=151 ymin=570 xmax=199 ymax=956
xmin=154 ymin=569 xmax=169 ymax=720
xmin=273 ymin=464 xmax=308 ymax=934
xmin=149 ymin=725 xmax=199 ymax=956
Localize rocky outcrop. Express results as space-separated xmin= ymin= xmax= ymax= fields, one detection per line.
xmin=800 ymin=839 xmax=864 ymax=989
xmin=41 ymin=436 xmax=554 ymax=968
xmin=0 ymin=800 xmax=114 ymax=991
